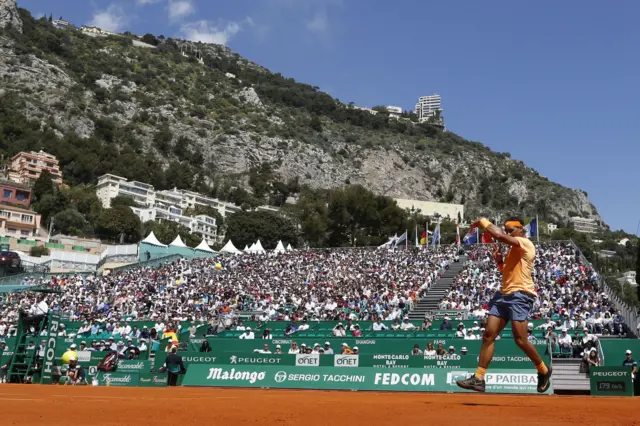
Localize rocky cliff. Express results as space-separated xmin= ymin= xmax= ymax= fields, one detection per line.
xmin=0 ymin=7 xmax=603 ymax=225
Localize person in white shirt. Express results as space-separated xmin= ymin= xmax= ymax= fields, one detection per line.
xmin=253 ymin=344 xmax=272 ymax=354
xmin=288 ymin=342 xmax=300 ymax=354
xmin=470 ymin=321 xmax=481 ymax=332
xmin=464 ymin=329 xmax=478 ymax=340
xmin=400 ymin=318 xmax=416 ymax=331
xmin=332 ymin=324 xmax=346 ymax=337
xmin=312 ymin=343 xmax=321 ymax=353
xmin=424 ymin=343 xmax=437 ymax=357
xmin=558 ymin=329 xmax=572 ymax=350
xmin=239 ymin=328 xmax=255 ymax=339
xmin=297 ymin=321 xmax=310 ymax=331
xmin=323 ymin=342 xmax=334 ymax=354
xmin=371 ymin=319 xmax=388 ymax=331
xmin=236 ymin=322 xmax=246 ymax=331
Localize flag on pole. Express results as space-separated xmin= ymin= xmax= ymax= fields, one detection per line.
xmin=481 ymin=230 xmax=494 ymax=244
xmin=379 ymin=234 xmax=397 ymax=249
xmin=394 ymin=230 xmax=407 ymax=248
xmin=414 ymin=225 xmax=419 ymax=247
xmin=463 ymin=225 xmax=478 ymax=245
xmin=431 ymin=222 xmax=440 ymax=248
xmin=524 ymin=217 xmax=538 ymax=239
xmin=419 ymin=231 xmax=427 ymax=245
xmin=456 ymin=222 xmax=461 ymax=246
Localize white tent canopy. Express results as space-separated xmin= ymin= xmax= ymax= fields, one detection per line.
xmin=141 ymin=231 xmax=166 ymax=247
xmin=254 ymin=240 xmax=265 ymax=254
xmin=169 ymin=235 xmax=187 ymax=247
xmin=220 ymin=240 xmax=241 ymax=254
xmin=274 ymin=240 xmax=285 ymax=253
xmin=248 ymin=242 xmax=256 ymax=253
xmin=286 ymin=243 xmax=293 ymax=251
xmin=243 ymin=245 xmax=250 ymax=252
xmin=194 ymin=240 xmax=215 ymax=252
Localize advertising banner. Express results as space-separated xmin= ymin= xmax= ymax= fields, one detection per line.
xmin=589 ymin=367 xmax=634 ymax=397
xmin=94 ymin=372 xmax=139 ymax=387
xmin=138 ymin=373 xmax=168 ymax=387
xmin=182 ymin=365 xmax=550 ymax=394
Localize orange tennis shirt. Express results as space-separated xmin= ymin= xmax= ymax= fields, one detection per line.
xmin=499 ymin=236 xmax=536 ymax=296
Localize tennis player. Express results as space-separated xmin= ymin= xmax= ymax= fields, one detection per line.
xmin=456 ymin=217 xmax=552 ymax=393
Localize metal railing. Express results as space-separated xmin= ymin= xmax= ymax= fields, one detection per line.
xmin=569 ymin=239 xmax=639 ymax=336
xmin=108 ymin=254 xmax=183 ymax=274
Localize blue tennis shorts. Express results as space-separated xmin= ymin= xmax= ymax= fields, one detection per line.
xmin=487 ymin=291 xmax=536 ymax=322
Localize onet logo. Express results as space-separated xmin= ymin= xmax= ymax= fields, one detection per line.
xmin=274 ymin=371 xmax=287 ymax=383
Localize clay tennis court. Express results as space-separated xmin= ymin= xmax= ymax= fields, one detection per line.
xmin=0 ymin=385 xmax=635 ymax=425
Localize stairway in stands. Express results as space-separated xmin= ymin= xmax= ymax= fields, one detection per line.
xmin=551 ymin=358 xmax=590 ymax=392
xmin=409 ymin=257 xmax=467 ymax=320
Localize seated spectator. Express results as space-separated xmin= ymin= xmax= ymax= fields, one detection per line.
xmin=436 ymin=343 xmax=446 ymax=356
xmin=351 ymin=325 xmax=362 ymax=337
xmin=239 ymin=328 xmax=255 ymax=339
xmin=288 ymin=342 xmax=300 ymax=354
xmin=410 ymin=344 xmax=423 ymax=355
xmin=200 ymin=340 xmax=212 ymax=353
xmin=323 ymin=342 xmax=334 ymax=354
xmin=424 ymin=343 xmax=436 ymax=356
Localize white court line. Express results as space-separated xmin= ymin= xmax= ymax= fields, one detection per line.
xmin=0 ymin=397 xmax=44 ymax=401
xmin=52 ymin=394 xmax=238 ymax=400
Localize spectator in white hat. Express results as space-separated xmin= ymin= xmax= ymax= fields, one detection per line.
xmin=239 ymin=327 xmax=254 ymax=340
xmin=352 ymin=346 xmax=359 ymax=354
xmin=461 ymin=347 xmax=468 ymax=356
xmin=323 ymin=342 xmax=334 ymax=355
xmin=401 ymin=317 xmax=416 ymax=331
xmin=274 ymin=345 xmax=282 ymax=354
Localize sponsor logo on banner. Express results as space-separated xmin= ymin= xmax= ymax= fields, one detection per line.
xmin=593 ymin=371 xmax=628 ymax=377
xmin=374 ymin=372 xmax=435 ymax=386
xmin=183 ymin=356 xmax=217 ymax=363
xmin=355 ymin=340 xmax=375 ymax=345
xmin=42 ymin=318 xmax=59 ymax=382
xmin=206 ymin=368 xmax=266 ymax=384
xmin=446 ymin=370 xmax=472 ymax=385
xmin=76 ymin=351 xmax=92 ymax=363
xmin=334 ymin=355 xmax=359 ymax=367
xmin=230 ymin=355 xmax=282 ymax=365
xmin=99 ymin=373 xmax=138 ymax=386
xmin=296 ymin=354 xmax=320 ymax=366
xmin=117 ymin=361 xmax=147 ymax=371
xmin=274 ymin=371 xmax=287 ymax=383
xmin=88 ymin=366 xmax=98 ymax=376
xmin=139 ymin=373 xmax=168 ymax=387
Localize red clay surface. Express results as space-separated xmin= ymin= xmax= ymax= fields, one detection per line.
xmin=0 ymin=385 xmax=637 ymax=426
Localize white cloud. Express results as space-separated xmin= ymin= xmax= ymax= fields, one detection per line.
xmin=306 ymin=10 xmax=328 ymax=34
xmin=180 ymin=20 xmax=245 ymax=45
xmin=168 ymin=0 xmax=195 ymax=21
xmin=137 ymin=0 xmax=163 ymax=4
xmin=89 ymin=4 xmax=128 ymax=33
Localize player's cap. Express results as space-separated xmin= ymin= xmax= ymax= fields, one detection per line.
xmin=70 ymin=344 xmax=77 ymax=349
xmin=353 ymin=346 xmax=359 ymax=350
xmin=324 ymin=342 xmax=330 ymax=346
xmin=341 ymin=343 xmax=348 ymax=347
xmin=314 ymin=343 xmax=320 ymax=347
xmin=69 ymin=357 xmax=76 ymax=361
xmin=301 ymin=343 xmax=306 ymax=347
xmin=449 ymin=345 xmax=455 ymax=349
xmin=626 ymin=350 xmax=632 ymax=355
xmin=276 ymin=345 xmax=281 ymax=348
xmin=461 ymin=347 xmax=468 ymax=352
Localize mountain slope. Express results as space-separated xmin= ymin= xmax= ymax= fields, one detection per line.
xmin=0 ymin=4 xmax=603 ymax=225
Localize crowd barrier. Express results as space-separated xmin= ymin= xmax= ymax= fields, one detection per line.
xmin=182 ymin=365 xmax=550 ymax=394
xmin=154 ymin=351 xmax=549 ymax=371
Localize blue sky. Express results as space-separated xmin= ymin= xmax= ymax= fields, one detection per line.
xmin=17 ymin=0 xmax=639 ymax=234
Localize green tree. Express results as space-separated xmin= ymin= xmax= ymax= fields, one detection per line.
xmin=110 ymin=195 xmax=138 ymax=208
xmin=94 ymin=206 xmax=142 ymax=242
xmin=53 ymin=208 xmax=88 ymax=235
xmin=310 ymin=115 xmax=322 ymax=132
xmin=32 ymin=170 xmax=55 ymax=202
xmin=141 ymin=33 xmax=159 ymax=46
xmin=225 ymin=210 xmax=300 ymax=249
xmin=30 ymin=245 xmax=50 ymax=257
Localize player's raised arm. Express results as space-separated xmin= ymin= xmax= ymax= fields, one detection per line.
xmin=473 ymin=218 xmax=523 ymax=246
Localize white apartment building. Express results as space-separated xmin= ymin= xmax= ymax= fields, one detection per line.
xmin=569 ymin=216 xmax=600 ymax=234
xmin=415 ymin=94 xmax=442 ymax=123
xmin=96 ymin=174 xmax=280 ymax=243
xmin=386 ymin=106 xmax=403 ymax=119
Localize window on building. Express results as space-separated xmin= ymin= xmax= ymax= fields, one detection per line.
xmin=28 ymin=171 xmax=36 ymax=175
xmin=0 ymin=211 xmax=8 ymax=218
xmin=2 ymin=189 xmax=12 ymax=199
xmin=20 ymin=230 xmax=29 ymax=236
xmin=15 ymin=192 xmax=27 ymax=201
xmin=21 ymin=214 xmax=33 ymax=223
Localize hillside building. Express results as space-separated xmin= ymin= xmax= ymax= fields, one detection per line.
xmin=10 ymin=150 xmax=63 ymax=185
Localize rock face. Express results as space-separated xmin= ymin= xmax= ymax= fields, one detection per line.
xmin=0 ymin=10 xmax=605 ymax=226
xmin=0 ymin=0 xmax=21 ymax=33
